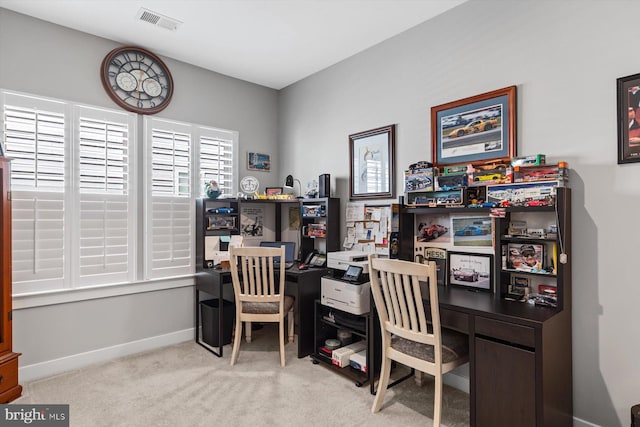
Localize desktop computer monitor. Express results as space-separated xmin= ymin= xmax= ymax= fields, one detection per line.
xmin=258 ymin=241 xmax=296 ymax=268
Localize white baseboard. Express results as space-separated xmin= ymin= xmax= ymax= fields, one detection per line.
xmin=19 ymin=328 xmax=195 ymax=383
xmin=572 ymin=417 xmax=602 ymax=427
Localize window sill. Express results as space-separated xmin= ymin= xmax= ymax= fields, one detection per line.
xmin=12 ymin=275 xmax=195 ymax=310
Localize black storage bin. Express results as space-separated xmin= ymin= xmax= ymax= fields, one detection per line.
xmin=632 ymin=404 xmax=640 ymax=427
xmin=201 ymin=299 xmax=235 ymax=347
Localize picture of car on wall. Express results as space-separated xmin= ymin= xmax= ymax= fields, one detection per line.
xmin=440 ymin=104 xmax=503 ymax=155
xmin=417 ymin=223 xmax=448 ymax=242
xmin=452 ymin=217 xmax=492 ymax=247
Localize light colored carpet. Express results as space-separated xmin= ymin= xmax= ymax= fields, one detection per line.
xmin=16 ymin=325 xmax=470 ymax=426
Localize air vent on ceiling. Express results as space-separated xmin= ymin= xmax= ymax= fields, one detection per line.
xmin=136 ymin=7 xmax=182 ymax=31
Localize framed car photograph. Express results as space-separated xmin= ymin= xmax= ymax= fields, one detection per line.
xmin=447 ymin=251 xmax=493 ymax=292
xmin=349 ymin=124 xmax=395 ymax=200
xmin=507 ymin=242 xmax=544 ymax=271
xmin=617 ymin=72 xmax=640 ymax=164
xmin=451 ymin=216 xmax=492 ymax=247
xmin=431 ymin=86 xmax=516 ymax=167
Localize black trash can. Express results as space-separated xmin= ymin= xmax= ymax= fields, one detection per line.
xmin=201 ymin=299 xmax=235 ymax=347
xmin=632 ymin=404 xmax=640 ymax=427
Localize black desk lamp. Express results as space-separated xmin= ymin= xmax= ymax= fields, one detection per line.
xmin=285 ymin=174 xmax=302 ymax=198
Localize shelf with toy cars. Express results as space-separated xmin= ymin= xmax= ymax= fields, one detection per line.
xmin=496 ymin=187 xmax=570 ymax=310
xmin=300 ymin=197 xmax=340 ymax=261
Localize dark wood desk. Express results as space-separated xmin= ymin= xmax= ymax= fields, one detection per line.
xmin=194 ymin=265 xmax=326 ymax=358
xmin=429 ymin=286 xmax=572 ymax=427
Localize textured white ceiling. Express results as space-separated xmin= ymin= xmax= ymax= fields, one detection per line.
xmin=0 ymin=0 xmax=466 ymax=89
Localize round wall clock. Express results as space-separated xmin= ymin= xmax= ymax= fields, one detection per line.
xmin=100 ymin=46 xmax=174 ymax=115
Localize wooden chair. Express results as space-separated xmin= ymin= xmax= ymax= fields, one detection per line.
xmin=368 ymin=255 xmax=469 ymax=426
xmin=229 ymin=246 xmax=295 ymax=367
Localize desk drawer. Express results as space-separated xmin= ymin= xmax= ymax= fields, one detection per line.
xmin=475 ymin=317 xmax=535 ymax=348
xmin=441 ymin=309 xmax=469 ymax=334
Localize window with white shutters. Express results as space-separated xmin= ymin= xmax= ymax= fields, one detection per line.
xmin=74 ymin=106 xmax=136 ymax=286
xmin=2 ymin=93 xmax=68 ymax=293
xmin=1 ymin=91 xmax=137 ymax=295
xmin=199 ymin=127 xmax=237 ymax=197
xmin=144 ymin=118 xmax=194 ymax=279
xmin=2 ymin=90 xmax=238 ymax=300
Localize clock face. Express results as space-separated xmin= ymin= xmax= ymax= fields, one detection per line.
xmin=101 ymin=46 xmax=173 ymax=115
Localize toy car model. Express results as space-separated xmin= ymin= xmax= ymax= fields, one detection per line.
xmin=453 ymin=268 xmax=479 ymax=282
xmin=448 ymin=119 xmax=499 ymax=138
xmin=418 ymin=223 xmax=448 ymax=240
xmin=208 ymin=207 xmax=234 ymax=214
xmin=445 ymin=194 xmax=462 ymax=204
xmin=473 ymin=173 xmax=503 ymax=182
xmin=499 ymin=200 xmax=512 ymax=207
xmin=525 ymin=199 xmax=548 ymax=207
xmin=455 ymin=225 xmax=489 ymax=236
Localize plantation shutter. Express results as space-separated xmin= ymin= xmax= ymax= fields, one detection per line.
xmin=199 ymin=127 xmax=237 ymax=197
xmin=144 ymin=118 xmax=194 ymax=279
xmin=74 ymin=106 xmax=136 ymax=286
xmin=2 ymin=93 xmax=68 ymax=293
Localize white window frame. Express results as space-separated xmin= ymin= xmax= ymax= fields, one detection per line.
xmin=2 ymin=89 xmax=239 ymax=308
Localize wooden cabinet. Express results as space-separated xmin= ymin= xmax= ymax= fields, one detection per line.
xmin=475 ymin=336 xmax=535 ymax=427
xmin=0 ymin=157 xmax=21 ymax=402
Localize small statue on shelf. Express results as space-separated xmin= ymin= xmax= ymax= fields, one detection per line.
xmin=205 ymin=180 xmax=221 ymax=199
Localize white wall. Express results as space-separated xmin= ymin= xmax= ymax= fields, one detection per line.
xmin=0 ymin=8 xmax=280 ymax=376
xmin=279 ymin=1 xmax=640 ymax=426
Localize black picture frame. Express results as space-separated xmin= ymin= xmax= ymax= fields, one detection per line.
xmin=265 ymin=187 xmax=283 ymax=196
xmin=431 ymin=86 xmax=516 ymax=167
xmin=617 ymin=73 xmax=640 ymax=164
xmin=506 ymin=242 xmax=544 ymax=272
xmin=349 ymin=124 xmax=395 ymax=200
xmin=447 ymin=251 xmax=493 ymax=292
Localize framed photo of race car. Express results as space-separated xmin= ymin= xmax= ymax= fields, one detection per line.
xmin=447 ymin=251 xmax=493 ymax=292
xmin=431 ymin=86 xmax=516 ymax=167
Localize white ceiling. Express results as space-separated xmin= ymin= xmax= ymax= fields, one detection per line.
xmin=0 ymin=0 xmax=466 ymax=90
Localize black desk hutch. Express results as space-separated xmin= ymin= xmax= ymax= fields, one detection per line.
xmin=398 ymin=187 xmax=572 ymax=427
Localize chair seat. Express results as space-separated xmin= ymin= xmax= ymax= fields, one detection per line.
xmin=391 ymin=328 xmax=469 ymax=364
xmin=241 ymin=295 xmax=295 ymax=314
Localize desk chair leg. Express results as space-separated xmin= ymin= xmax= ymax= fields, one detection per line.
xmin=433 ymin=374 xmax=443 ymax=427
xmin=279 ymin=317 xmax=286 ymax=367
xmin=230 ymin=317 xmax=243 ymax=366
xmin=245 ymin=321 xmax=252 ymax=343
xmin=372 ymin=355 xmax=392 ymax=413
xmin=288 ymin=309 xmax=294 ymax=343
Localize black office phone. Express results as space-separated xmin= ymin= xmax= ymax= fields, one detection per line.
xmin=301 ymin=251 xmax=326 ymax=269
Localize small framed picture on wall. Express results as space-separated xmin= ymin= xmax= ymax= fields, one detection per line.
xmin=247 ymin=152 xmax=271 ymax=171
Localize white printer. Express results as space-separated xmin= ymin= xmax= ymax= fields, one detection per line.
xmin=321 ymin=252 xmax=371 ymax=315
xmin=326 ymin=250 xmax=370 ymax=274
